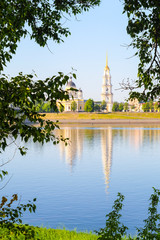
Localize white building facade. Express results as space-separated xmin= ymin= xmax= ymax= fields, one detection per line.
xmin=58 ymin=76 xmax=85 ymax=112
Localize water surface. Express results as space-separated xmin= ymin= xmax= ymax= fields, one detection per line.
xmin=1 ymin=124 xmax=160 ymax=235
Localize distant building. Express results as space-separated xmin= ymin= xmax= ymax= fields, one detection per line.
xmin=129 ymin=98 xmax=160 ymax=112
xmin=101 ymin=55 xmax=113 ymax=112
xmin=58 ymin=76 xmax=85 ymax=112
xmin=129 ymin=98 xmax=143 ymax=112
xmin=58 ymin=55 xmax=114 ymax=112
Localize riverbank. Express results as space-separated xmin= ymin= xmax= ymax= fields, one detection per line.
xmin=0 ymin=226 xmax=135 ymax=240
xmin=0 ymin=227 xmax=97 ymax=240
xmin=42 ymin=112 xmax=160 ymax=124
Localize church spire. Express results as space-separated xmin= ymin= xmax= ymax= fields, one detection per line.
xmin=104 ymin=53 xmax=109 ymax=71
xmin=106 ymin=53 xmax=108 ymax=67
xmin=101 ymin=54 xmax=113 ymax=112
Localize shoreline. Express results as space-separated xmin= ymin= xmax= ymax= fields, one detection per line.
xmin=49 ymin=119 xmax=160 ymax=125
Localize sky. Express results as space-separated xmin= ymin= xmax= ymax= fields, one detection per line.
xmin=3 ymin=0 xmax=139 ymax=102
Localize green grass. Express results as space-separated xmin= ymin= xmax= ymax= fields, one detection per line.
xmin=0 ymin=226 xmax=136 ymax=240
xmin=42 ymin=112 xmax=160 ymax=120
xmin=0 ymin=226 xmax=97 ymax=240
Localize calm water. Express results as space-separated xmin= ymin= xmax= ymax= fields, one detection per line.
xmin=1 ymin=124 xmax=160 ymax=235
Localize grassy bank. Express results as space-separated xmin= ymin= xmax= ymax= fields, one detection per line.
xmin=0 ymin=226 xmax=135 ymax=240
xmin=0 ymin=226 xmax=97 ymax=240
xmin=42 ymin=112 xmax=160 ymax=120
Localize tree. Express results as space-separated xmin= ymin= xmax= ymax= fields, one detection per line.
xmin=59 ymin=104 xmax=64 ymax=113
xmin=142 ymin=102 xmax=150 ymax=112
xmin=0 ymin=73 xmax=70 ymax=156
xmin=149 ymin=100 xmax=153 ymax=112
xmin=0 ymin=0 xmax=100 ymax=154
xmin=41 ymin=101 xmax=53 ymax=113
xmin=0 ymin=0 xmax=100 ymax=230
xmin=124 ymin=102 xmax=128 ymax=112
xmin=112 ymin=102 xmax=119 ymax=112
xmin=94 ymin=104 xmax=101 ymax=112
xmin=96 ymin=188 xmax=160 ymax=240
xmin=101 ymin=100 xmax=107 ymax=111
xmin=119 ymin=103 xmax=124 ymax=112
xmin=71 ymin=101 xmax=77 ymax=112
xmin=0 ymin=0 xmax=100 ymax=71
xmin=84 ymin=99 xmax=94 ymax=112
xmin=154 ymin=102 xmax=159 ymax=112
xmin=123 ymin=0 xmax=160 ymax=102
xmin=0 ymin=0 xmax=100 ymax=191
xmin=96 ymin=193 xmax=128 ymax=239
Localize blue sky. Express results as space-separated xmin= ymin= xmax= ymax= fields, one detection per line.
xmin=3 ymin=0 xmax=139 ymax=102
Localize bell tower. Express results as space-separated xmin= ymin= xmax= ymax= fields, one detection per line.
xmin=101 ymin=55 xmax=113 ymax=112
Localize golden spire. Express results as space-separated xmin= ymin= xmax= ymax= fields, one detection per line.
xmin=104 ymin=53 xmax=110 ymax=71
xmin=106 ymin=53 xmax=108 ymax=67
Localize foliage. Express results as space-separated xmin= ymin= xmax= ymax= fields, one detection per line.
xmin=154 ymin=102 xmax=159 ymax=112
xmin=137 ymin=188 xmax=160 ymax=239
xmin=71 ymin=101 xmax=77 ymax=112
xmin=96 ymin=188 xmax=160 ymax=240
xmin=84 ymin=99 xmax=94 ymax=112
xmin=142 ymin=102 xmax=150 ymax=112
xmin=101 ymin=100 xmax=107 ymax=111
xmin=94 ymin=104 xmax=101 ymax=112
xmin=0 ymin=170 xmax=8 ymax=182
xmin=0 ymin=0 xmax=100 ymax=71
xmin=0 ymin=0 xmax=100 ymax=235
xmin=0 ymin=72 xmax=70 ymax=154
xmin=112 ymin=102 xmax=119 ymax=112
xmin=123 ymin=0 xmax=160 ymax=102
xmin=0 ymin=0 xmax=100 ymax=153
xmin=119 ymin=103 xmax=124 ymax=112
xmin=149 ymin=101 xmax=153 ymax=112
xmin=0 ymin=226 xmax=99 ymax=240
xmin=95 ymin=193 xmax=128 ymax=240
xmin=124 ymin=102 xmax=129 ymax=112
xmin=0 ymin=194 xmax=37 ymax=238
xmin=0 ymin=72 xmax=70 ymax=237
xmin=112 ymin=102 xmax=128 ymax=112
xmin=2 ymin=188 xmax=160 ymax=239
xmin=59 ymin=104 xmax=65 ymax=113
xmin=36 ymin=101 xmax=54 ymax=113
xmin=0 ymin=194 xmax=36 ymax=224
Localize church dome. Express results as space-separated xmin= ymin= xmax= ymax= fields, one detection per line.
xmin=66 ymin=81 xmax=76 ymax=88
xmin=65 ymin=77 xmax=77 ymax=90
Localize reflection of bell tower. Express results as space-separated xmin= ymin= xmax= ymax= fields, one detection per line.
xmin=101 ymin=128 xmax=113 ymax=190
xmin=101 ymin=55 xmax=113 ymax=112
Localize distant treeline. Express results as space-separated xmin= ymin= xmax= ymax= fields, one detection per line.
xmin=36 ymin=101 xmax=55 ymax=113
xmin=112 ymin=102 xmax=129 ymax=112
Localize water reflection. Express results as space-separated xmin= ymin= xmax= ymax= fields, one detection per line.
xmin=101 ymin=128 xmax=112 ymax=190
xmin=57 ymin=125 xmax=160 ymax=189
xmin=2 ymin=125 xmax=160 ymax=234
xmin=112 ymin=126 xmax=160 ymax=150
xmin=58 ymin=127 xmax=113 ymax=189
xmin=59 ymin=128 xmax=84 ymax=169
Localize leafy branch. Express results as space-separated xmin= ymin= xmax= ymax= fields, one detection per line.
xmin=0 ymin=72 xmax=70 ymax=154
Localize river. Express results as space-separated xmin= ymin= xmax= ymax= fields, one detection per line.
xmin=1 ymin=124 xmax=160 ymax=236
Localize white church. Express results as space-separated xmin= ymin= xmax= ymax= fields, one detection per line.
xmin=58 ymin=55 xmax=113 ymax=112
